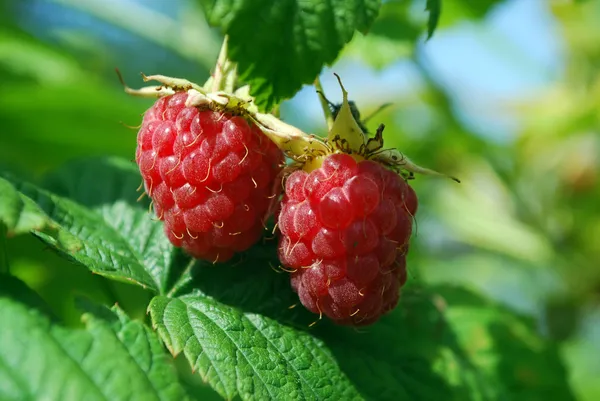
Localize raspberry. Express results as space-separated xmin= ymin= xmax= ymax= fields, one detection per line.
xmin=136 ymin=92 xmax=283 ymax=263
xmin=278 ymin=153 xmax=417 ymax=326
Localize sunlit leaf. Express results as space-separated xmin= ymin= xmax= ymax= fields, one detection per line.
xmin=0 ymin=275 xmax=190 ymax=401
xmin=199 ymin=0 xmax=381 ymax=110
xmin=149 ymin=293 xmax=362 ymax=401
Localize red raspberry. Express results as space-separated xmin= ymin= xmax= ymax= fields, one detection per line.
xmin=278 ymin=153 xmax=417 ymax=326
xmin=136 ymin=92 xmax=283 ymax=263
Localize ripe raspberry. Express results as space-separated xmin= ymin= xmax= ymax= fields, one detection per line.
xmin=136 ymin=92 xmax=283 ymax=263
xmin=278 ymin=153 xmax=417 ymax=326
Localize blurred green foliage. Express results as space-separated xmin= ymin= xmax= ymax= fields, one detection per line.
xmin=1 ymin=0 xmax=599 ymax=400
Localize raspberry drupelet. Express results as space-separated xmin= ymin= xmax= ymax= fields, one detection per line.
xmin=136 ymin=92 xmax=283 ymax=263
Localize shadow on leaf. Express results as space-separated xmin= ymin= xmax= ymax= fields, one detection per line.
xmin=42 ymin=156 xmax=148 ymax=210
xmin=169 ymin=242 xmax=498 ymax=400
xmin=41 ymin=156 xmax=186 ymax=293
xmin=37 ymin=157 xmax=575 ymax=400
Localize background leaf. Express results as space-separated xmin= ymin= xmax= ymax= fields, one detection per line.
xmin=437 ymin=0 xmax=504 ymax=27
xmin=149 ymin=293 xmax=362 ymax=401
xmin=0 ymin=177 xmax=53 ymax=237
xmin=435 ymin=286 xmax=576 ymax=401
xmin=199 ymin=0 xmax=381 ymax=110
xmin=0 ymin=275 xmax=190 ymax=401
xmin=426 ymin=0 xmax=442 ymax=39
xmin=43 ymin=157 xmax=184 ymax=295
xmin=146 ymin=235 xmax=572 ymax=401
xmin=1 ymin=159 xmax=179 ymax=292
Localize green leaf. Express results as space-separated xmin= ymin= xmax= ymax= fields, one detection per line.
xmin=0 ymin=274 xmax=190 ymax=401
xmin=200 ymin=0 xmax=382 ymax=110
xmin=316 ymin=285 xmax=575 ymax=401
xmin=148 ymin=245 xmax=363 ymax=400
xmin=149 ymin=293 xmax=362 ymax=401
xmin=0 ymin=272 xmax=57 ymax=319
xmin=24 ymin=158 xmax=573 ymax=401
xmin=435 ymin=286 xmax=576 ymax=401
xmin=369 ymin=1 xmax=423 ymax=42
xmin=147 ymin=242 xmax=483 ymax=400
xmin=43 ymin=157 xmax=183 ymax=294
xmin=0 ymin=176 xmax=52 ymax=236
xmin=1 ymin=157 xmax=181 ymax=292
xmin=341 ymin=32 xmax=413 ymax=69
xmin=151 ymin=239 xmax=574 ymax=400
xmin=438 ymin=0 xmax=503 ymax=27
xmin=426 ymin=0 xmax=442 ymax=39
xmin=317 ymin=287 xmax=501 ymax=401
xmin=0 ymin=73 xmax=144 ymax=176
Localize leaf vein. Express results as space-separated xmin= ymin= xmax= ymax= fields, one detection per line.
xmin=186 ymin=301 xmax=278 ymax=400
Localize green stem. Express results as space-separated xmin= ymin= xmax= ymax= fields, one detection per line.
xmin=204 ymin=35 xmax=238 ymax=93
xmin=314 ymin=76 xmax=334 ymax=130
xmin=211 ymin=35 xmax=228 ymax=92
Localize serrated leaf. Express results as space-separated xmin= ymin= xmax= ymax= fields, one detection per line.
xmin=317 ymin=286 xmax=575 ymax=401
xmin=42 ymin=157 xmax=183 ymax=294
xmin=156 ymin=241 xmax=574 ymax=401
xmin=200 ymin=0 xmax=381 ymax=110
xmin=0 ymin=176 xmax=53 ymax=236
xmin=0 ymin=275 xmax=190 ymax=401
xmin=28 ymin=158 xmax=574 ymax=401
xmin=148 ymin=245 xmax=488 ymax=400
xmin=317 ymin=288 xmax=500 ymax=401
xmin=0 ymin=158 xmax=180 ymax=291
xmin=426 ymin=0 xmax=442 ymax=39
xmin=149 ymin=293 xmax=362 ymax=401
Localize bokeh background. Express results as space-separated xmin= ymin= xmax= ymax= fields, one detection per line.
xmin=1 ymin=0 xmax=598 ymax=399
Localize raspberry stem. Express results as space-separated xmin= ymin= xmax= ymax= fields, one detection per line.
xmin=314 ymin=77 xmax=334 ymax=130
xmin=203 ymin=36 xmax=238 ymax=94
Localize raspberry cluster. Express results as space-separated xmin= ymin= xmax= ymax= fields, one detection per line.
xmin=128 ymin=70 xmax=438 ymax=327
xmin=136 ymin=92 xmax=283 ymax=262
xmin=277 ymin=153 xmax=418 ymax=326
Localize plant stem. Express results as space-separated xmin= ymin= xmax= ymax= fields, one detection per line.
xmin=211 ymin=35 xmax=228 ymax=92
xmin=314 ymin=76 xmax=334 ymax=130
xmin=205 ymin=35 xmax=238 ymax=93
